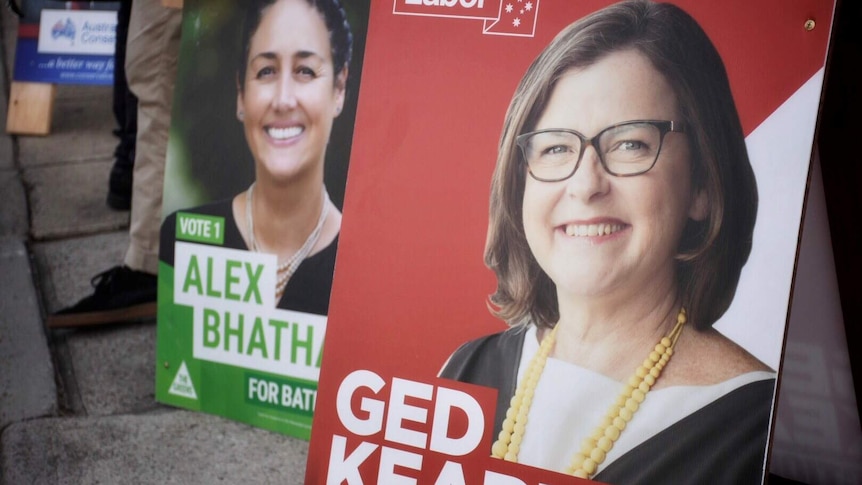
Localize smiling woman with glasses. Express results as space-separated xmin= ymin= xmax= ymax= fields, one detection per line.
xmin=440 ymin=1 xmax=773 ymax=483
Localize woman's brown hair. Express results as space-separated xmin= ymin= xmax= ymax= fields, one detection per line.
xmin=486 ymin=0 xmax=757 ymax=331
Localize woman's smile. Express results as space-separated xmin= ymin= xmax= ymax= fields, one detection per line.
xmin=558 ymin=220 xmax=628 ymax=239
xmin=265 ymin=124 xmax=304 ymax=142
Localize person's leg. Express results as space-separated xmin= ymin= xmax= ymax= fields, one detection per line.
xmin=123 ymin=0 xmax=181 ymax=275
xmin=107 ymin=0 xmax=138 ymax=211
xmin=48 ymin=0 xmax=182 ymax=328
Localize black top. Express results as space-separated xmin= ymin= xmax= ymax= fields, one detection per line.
xmin=160 ymin=199 xmax=337 ymax=316
xmin=440 ymin=327 xmax=775 ymax=484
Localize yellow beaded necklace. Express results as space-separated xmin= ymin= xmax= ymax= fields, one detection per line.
xmin=491 ymin=307 xmax=687 ymax=479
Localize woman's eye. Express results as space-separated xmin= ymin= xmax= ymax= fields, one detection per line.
xmin=541 ymin=145 xmax=572 ymax=156
xmin=255 ymin=66 xmax=276 ymax=79
xmin=617 ymin=140 xmax=647 ymax=151
xmin=296 ymin=66 xmax=318 ymax=80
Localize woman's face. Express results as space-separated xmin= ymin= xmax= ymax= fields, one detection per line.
xmin=237 ymin=0 xmax=346 ymax=184
xmin=521 ymin=49 xmax=707 ymax=303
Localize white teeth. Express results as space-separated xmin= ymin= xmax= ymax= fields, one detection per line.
xmin=266 ymin=126 xmax=303 ymax=140
xmin=564 ymin=223 xmax=623 ymax=237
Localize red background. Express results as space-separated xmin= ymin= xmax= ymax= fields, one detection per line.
xmin=308 ymin=1 xmax=833 ymax=482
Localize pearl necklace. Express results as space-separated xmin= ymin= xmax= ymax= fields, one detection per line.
xmin=491 ymin=308 xmax=687 ymax=479
xmin=245 ymin=182 xmax=330 ymax=301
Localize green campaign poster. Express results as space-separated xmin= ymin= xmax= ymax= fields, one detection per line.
xmin=155 ymin=0 xmax=370 ymax=439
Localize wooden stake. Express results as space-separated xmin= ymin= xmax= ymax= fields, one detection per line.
xmin=6 ymin=82 xmax=56 ymax=136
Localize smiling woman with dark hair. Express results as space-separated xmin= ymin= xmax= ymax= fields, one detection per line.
xmin=161 ymin=0 xmax=353 ymax=315
xmin=440 ymin=1 xmax=773 ymax=482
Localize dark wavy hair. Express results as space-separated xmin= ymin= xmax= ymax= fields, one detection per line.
xmin=238 ymin=0 xmax=353 ymax=88
xmin=486 ymin=0 xmax=758 ymax=331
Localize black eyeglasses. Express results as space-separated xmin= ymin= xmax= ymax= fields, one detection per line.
xmin=516 ymin=120 xmax=685 ymax=182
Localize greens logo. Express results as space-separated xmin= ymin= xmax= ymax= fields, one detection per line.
xmin=168 ymin=361 xmax=198 ymax=400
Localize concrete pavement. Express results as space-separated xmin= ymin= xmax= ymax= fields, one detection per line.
xmin=0 ymin=6 xmax=309 ymax=484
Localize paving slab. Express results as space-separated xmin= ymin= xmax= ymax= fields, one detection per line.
xmin=0 ymin=409 xmax=310 ymax=485
xmin=58 ymin=322 xmax=159 ymax=416
xmin=25 ymin=158 xmax=128 ymax=240
xmin=0 ymin=169 xmax=27 ymax=238
xmin=16 ymin=84 xmax=116 ymax=168
xmin=31 ymin=231 xmax=129 ymax=312
xmin=0 ymin=239 xmax=57 ymax=431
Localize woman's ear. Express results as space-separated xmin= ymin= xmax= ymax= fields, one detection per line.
xmin=688 ymin=187 xmax=708 ymax=221
xmin=236 ymin=73 xmax=245 ymax=122
xmin=333 ymin=66 xmax=348 ymax=117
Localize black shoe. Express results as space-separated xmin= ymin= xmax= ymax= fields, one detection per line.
xmin=47 ymin=266 xmax=157 ymax=328
xmin=107 ymin=159 xmax=133 ymax=210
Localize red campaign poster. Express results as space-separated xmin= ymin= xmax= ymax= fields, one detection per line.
xmin=308 ymin=0 xmax=834 ymax=483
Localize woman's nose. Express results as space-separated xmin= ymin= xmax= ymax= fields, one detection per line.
xmin=564 ymin=146 xmax=610 ymax=200
xmin=273 ymin=75 xmax=298 ymax=110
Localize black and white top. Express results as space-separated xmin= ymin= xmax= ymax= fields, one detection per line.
xmin=440 ymin=325 xmax=776 ymax=484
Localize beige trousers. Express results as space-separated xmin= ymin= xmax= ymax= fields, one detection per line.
xmin=123 ymin=0 xmax=182 ymax=274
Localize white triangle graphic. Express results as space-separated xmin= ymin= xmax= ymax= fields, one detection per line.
xmin=168 ymin=361 xmax=198 ymax=400
xmin=715 ymin=68 xmax=825 ymax=370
